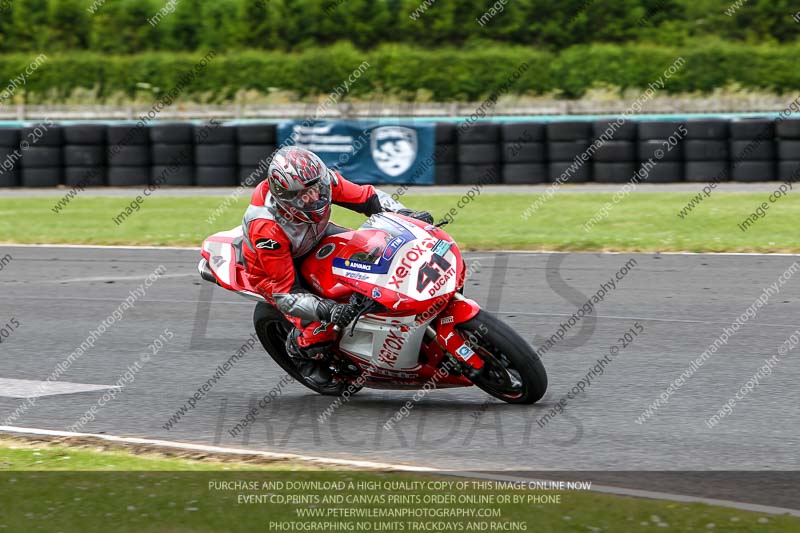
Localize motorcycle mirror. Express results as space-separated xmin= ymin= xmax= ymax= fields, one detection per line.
xmin=435 ymin=220 xmax=450 ymax=227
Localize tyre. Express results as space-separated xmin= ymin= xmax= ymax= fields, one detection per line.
xmin=730 ymin=140 xmax=774 ymax=161
xmin=239 ymin=166 xmax=271 ymax=187
xmin=548 ymin=140 xmax=591 ymax=161
xmin=683 ymin=119 xmax=728 ymax=140
xmin=638 ymin=120 xmax=685 ymax=140
xmin=435 ymin=123 xmax=457 ymax=144
xmin=0 ymin=127 xmax=20 ymax=145
xmin=152 ymin=144 xmax=193 ymax=165
xmin=457 ymin=123 xmax=499 ymax=144
xmin=194 ymin=144 xmax=236 ymax=166
xmin=593 ymin=162 xmax=636 ymax=183
xmin=21 ymin=167 xmax=60 ymax=187
xmin=108 ymin=166 xmax=150 ymax=186
xmin=777 ymin=141 xmax=800 ymax=161
xmin=150 ymin=122 xmax=193 ymax=144
xmin=110 ymin=145 xmax=150 ymax=166
xmin=0 ymin=145 xmax=20 ymax=166
xmin=195 ymin=166 xmax=238 ymax=187
xmin=502 ymin=142 xmax=546 ymax=163
xmin=0 ymin=170 xmax=19 ymax=187
xmin=21 ymin=147 xmax=61 ymax=167
xmin=63 ymin=124 xmax=107 ymax=145
xmin=638 ymin=140 xmax=683 ymax=161
xmin=433 ymin=144 xmax=456 ymax=164
xmin=152 ymin=165 xmax=193 ymax=186
xmin=457 ymin=143 xmax=500 ymax=164
xmin=731 ymin=161 xmax=776 ymax=182
xmin=195 ymin=123 xmax=236 ymax=144
xmin=548 ymin=161 xmax=590 ymax=183
xmin=238 ymin=145 xmax=275 ymax=166
xmin=730 ymin=118 xmax=774 ymax=140
xmin=776 ymin=118 xmax=800 ymax=139
xmin=501 ymin=122 xmax=546 ymax=142
xmin=456 ymin=310 xmax=547 ymax=404
xmin=684 ymin=161 xmax=729 ymax=183
xmin=639 ymin=161 xmax=683 ymax=183
xmin=684 ymin=140 xmax=728 ymax=161
xmin=64 ymin=166 xmax=106 ymax=187
xmin=21 ymin=124 xmax=62 ymax=146
xmin=253 ymin=302 xmax=360 ymax=396
xmin=546 ymin=121 xmax=592 ymax=141
xmin=501 ymin=163 xmax=547 ymax=184
xmin=107 ymin=124 xmax=149 ymax=145
xmin=458 ymin=164 xmax=501 ymax=185
xmin=593 ymin=141 xmax=636 ymax=162
xmin=237 ymin=123 xmax=277 ymax=144
xmin=435 ymin=164 xmax=457 ymax=185
xmin=778 ymin=161 xmax=800 ymax=182
xmin=593 ymin=119 xmax=636 ymax=141
xmin=64 ymin=145 xmax=106 ymax=167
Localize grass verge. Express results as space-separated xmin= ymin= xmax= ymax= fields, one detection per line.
xmin=1 ymin=192 xmax=798 ymax=252
xmin=0 ymin=437 xmax=797 ymax=532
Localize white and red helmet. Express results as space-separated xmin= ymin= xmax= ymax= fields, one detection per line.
xmin=267 ymin=146 xmax=332 ymax=224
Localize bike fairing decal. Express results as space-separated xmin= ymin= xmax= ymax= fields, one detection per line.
xmin=331 ymin=220 xmax=417 ymax=275
xmin=432 ymin=239 xmax=452 ymax=257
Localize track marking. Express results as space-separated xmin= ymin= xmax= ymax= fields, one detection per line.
xmin=0 ymin=378 xmax=112 ymax=399
xmin=0 ymin=425 xmax=797 ymax=517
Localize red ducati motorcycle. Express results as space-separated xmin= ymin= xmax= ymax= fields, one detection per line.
xmin=199 ymin=212 xmax=546 ymax=404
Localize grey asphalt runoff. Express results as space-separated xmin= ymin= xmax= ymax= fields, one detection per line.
xmin=1 ymin=246 xmax=799 ymax=509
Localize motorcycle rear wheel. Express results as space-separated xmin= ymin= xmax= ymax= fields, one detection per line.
xmin=253 ymin=302 xmax=362 ymax=397
xmin=457 ymin=311 xmax=547 ymax=404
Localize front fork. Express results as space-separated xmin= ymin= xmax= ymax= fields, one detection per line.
xmin=427 ymin=293 xmax=485 ymax=373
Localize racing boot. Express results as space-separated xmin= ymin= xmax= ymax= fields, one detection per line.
xmin=285 ymin=329 xmax=333 ymax=387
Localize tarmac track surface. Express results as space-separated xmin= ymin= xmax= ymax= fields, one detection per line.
xmin=1 ymin=246 xmax=798 ymax=509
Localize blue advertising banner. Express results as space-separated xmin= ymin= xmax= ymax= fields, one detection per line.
xmin=276 ymin=121 xmax=435 ymax=185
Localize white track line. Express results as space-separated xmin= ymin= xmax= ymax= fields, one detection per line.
xmin=2 ymin=243 xmax=799 ymax=256
xmin=1 ymin=425 xmax=797 ymax=517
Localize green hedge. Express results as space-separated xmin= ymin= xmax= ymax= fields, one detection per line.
xmin=2 ymin=42 xmax=800 ymax=103
xmin=0 ymin=0 xmax=798 ymax=54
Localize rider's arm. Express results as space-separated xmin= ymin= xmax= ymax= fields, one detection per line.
xmin=247 ymin=219 xmax=348 ymax=323
xmin=329 ymin=170 xmax=406 ymax=215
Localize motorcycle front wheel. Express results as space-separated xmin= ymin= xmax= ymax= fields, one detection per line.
xmin=456 ymin=310 xmax=547 ymax=404
xmin=253 ymin=302 xmax=361 ymax=397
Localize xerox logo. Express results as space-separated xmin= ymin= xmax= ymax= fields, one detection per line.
xmin=377 ymin=329 xmax=406 ymax=367
xmin=387 ymin=238 xmax=435 ymax=289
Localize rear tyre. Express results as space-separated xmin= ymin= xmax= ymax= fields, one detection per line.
xmin=253 ymin=303 xmax=360 ymax=397
xmin=457 ymin=311 xmax=547 ymax=404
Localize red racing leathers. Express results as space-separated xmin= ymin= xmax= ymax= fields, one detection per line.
xmin=242 ymin=171 xmax=405 ymax=348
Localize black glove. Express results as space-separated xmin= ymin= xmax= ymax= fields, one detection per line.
xmin=396 ymin=208 xmax=434 ymax=225
xmin=317 ymin=300 xmax=360 ymax=328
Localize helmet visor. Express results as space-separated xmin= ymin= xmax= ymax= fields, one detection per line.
xmin=273 ymin=172 xmax=332 ymax=215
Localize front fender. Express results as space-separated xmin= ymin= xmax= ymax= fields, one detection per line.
xmin=435 ymin=294 xmax=483 ymax=369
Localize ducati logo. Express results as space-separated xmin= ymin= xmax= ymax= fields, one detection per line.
xmin=255 ymin=238 xmax=281 ymax=250
xmin=371 ymin=126 xmax=418 ymax=177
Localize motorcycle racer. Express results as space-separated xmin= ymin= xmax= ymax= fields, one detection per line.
xmin=241 ymin=146 xmax=433 ymax=385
